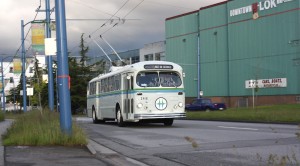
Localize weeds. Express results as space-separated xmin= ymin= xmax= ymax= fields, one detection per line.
xmin=3 ymin=110 xmax=87 ymax=146
xmin=0 ymin=111 xmax=4 ymax=122
xmin=184 ymin=136 xmax=199 ymax=149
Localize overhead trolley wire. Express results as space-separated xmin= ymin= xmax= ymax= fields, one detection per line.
xmin=70 ymin=0 xmax=120 ymax=19
xmin=88 ymin=0 xmax=131 ymax=38
xmin=100 ymin=0 xmax=145 ymax=36
xmin=68 ymin=0 xmax=145 ymax=56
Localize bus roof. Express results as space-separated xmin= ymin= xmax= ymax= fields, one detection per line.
xmin=89 ymin=61 xmax=182 ymax=83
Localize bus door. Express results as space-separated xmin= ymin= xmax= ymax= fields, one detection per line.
xmin=96 ymin=81 xmax=101 ymax=118
xmin=123 ymin=73 xmax=134 ymax=120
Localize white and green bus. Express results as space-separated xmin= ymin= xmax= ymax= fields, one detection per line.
xmin=87 ymin=61 xmax=185 ymax=127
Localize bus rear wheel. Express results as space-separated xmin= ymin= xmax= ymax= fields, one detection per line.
xmin=116 ymin=109 xmax=125 ymax=127
xmin=164 ymin=118 xmax=174 ymax=126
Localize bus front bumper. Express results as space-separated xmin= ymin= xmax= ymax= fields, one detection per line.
xmin=134 ymin=113 xmax=186 ymax=120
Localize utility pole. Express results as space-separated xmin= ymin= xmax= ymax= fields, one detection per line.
xmin=21 ymin=20 xmax=27 ymax=112
xmin=45 ymin=0 xmax=54 ymax=112
xmin=1 ymin=60 xmax=5 ymax=112
xmin=55 ymin=0 xmax=72 ymax=135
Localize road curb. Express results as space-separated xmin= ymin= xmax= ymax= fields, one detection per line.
xmin=87 ymin=139 xmax=148 ymax=166
xmin=86 ymin=143 xmax=96 ymax=155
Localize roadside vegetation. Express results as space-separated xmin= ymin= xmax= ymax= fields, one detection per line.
xmin=3 ymin=110 xmax=87 ymax=146
xmin=186 ymin=104 xmax=300 ymax=124
xmin=0 ymin=111 xmax=4 ymax=122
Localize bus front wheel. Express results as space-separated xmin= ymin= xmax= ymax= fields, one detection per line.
xmin=92 ymin=109 xmax=99 ymax=124
xmin=164 ymin=118 xmax=174 ymax=126
xmin=116 ymin=109 xmax=125 ymax=127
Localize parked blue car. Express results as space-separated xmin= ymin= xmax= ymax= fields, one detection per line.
xmin=185 ymin=98 xmax=226 ymax=111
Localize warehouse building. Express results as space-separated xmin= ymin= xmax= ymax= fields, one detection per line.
xmin=165 ymin=0 xmax=300 ymax=107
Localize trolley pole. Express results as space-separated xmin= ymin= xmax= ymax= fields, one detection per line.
xmin=55 ymin=0 xmax=72 ymax=135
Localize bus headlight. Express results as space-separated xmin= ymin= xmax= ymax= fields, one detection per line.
xmin=137 ymin=103 xmax=143 ymax=108
xmin=178 ymin=102 xmax=183 ymax=108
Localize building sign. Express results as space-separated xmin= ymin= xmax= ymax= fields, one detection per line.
xmin=230 ymin=0 xmax=294 ymax=17
xmin=31 ymin=23 xmax=45 ymax=53
xmin=245 ymin=78 xmax=287 ymax=89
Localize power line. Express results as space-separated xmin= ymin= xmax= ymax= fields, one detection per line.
xmin=2 ymin=4 xmax=42 ymax=72
xmin=101 ymin=0 xmax=145 ymax=35
xmin=69 ymin=0 xmax=120 ymax=19
xmin=68 ymin=0 xmax=145 ymax=56
xmin=144 ymin=1 xmax=198 ymax=11
xmin=88 ymin=0 xmax=131 ymax=38
xmin=123 ymin=0 xmax=144 ymax=19
xmin=69 ymin=0 xmax=132 ymax=55
xmin=14 ymin=5 xmax=42 ymax=57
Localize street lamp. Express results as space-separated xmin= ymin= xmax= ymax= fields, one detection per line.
xmin=21 ymin=19 xmax=45 ymax=112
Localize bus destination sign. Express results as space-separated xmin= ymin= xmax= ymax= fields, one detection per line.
xmin=144 ymin=64 xmax=173 ymax=69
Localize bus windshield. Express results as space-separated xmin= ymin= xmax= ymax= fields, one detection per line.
xmin=136 ymin=72 xmax=182 ymax=87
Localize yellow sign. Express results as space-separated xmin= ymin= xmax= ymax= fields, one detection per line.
xmin=13 ymin=59 xmax=22 ymax=74
xmin=31 ymin=23 xmax=45 ymax=52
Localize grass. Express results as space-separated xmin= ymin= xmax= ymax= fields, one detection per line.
xmin=0 ymin=111 xmax=4 ymax=122
xmin=3 ymin=110 xmax=87 ymax=146
xmin=186 ymin=104 xmax=300 ymax=124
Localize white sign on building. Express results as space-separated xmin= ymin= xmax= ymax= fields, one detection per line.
xmin=245 ymin=78 xmax=287 ymax=89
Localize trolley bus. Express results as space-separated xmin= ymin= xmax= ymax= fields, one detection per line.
xmin=87 ymin=61 xmax=185 ymax=127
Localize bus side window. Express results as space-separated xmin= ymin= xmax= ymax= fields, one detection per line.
xmin=108 ymin=77 xmax=112 ymax=91
xmin=131 ymin=76 xmax=133 ymax=90
xmin=103 ymin=78 xmax=107 ymax=92
xmin=101 ymin=79 xmax=104 ymax=93
xmin=115 ymin=75 xmax=120 ymax=90
xmin=97 ymin=81 xmax=101 ymax=94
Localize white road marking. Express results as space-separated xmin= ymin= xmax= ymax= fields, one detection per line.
xmin=218 ymin=126 xmax=259 ymax=131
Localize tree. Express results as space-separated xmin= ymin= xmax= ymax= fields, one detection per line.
xmin=69 ymin=33 xmax=105 ymax=114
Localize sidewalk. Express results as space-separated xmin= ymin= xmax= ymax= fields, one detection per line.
xmin=0 ymin=120 xmax=13 ymax=166
xmin=0 ymin=119 xmax=147 ymax=166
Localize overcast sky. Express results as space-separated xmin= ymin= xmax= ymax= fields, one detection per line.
xmin=0 ymin=0 xmax=223 ymax=59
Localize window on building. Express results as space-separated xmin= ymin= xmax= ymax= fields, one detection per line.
xmin=29 ymin=67 xmax=34 ymax=73
xmin=144 ymin=54 xmax=153 ymax=61
xmin=155 ymin=53 xmax=160 ymax=61
xmin=131 ymin=56 xmax=140 ymax=64
xmin=160 ymin=52 xmax=166 ymax=61
xmin=9 ymin=77 xmax=14 ymax=83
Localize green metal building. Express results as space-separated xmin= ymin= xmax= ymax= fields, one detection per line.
xmin=166 ymin=0 xmax=300 ymax=107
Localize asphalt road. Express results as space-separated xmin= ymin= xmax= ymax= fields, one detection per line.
xmin=78 ymin=118 xmax=300 ymax=166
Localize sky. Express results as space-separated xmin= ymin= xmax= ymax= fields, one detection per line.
xmin=0 ymin=0 xmax=223 ymax=59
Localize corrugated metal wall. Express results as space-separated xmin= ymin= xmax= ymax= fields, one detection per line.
xmin=166 ymin=12 xmax=199 ymax=97
xmin=199 ymin=3 xmax=229 ymax=97
xmin=166 ymin=0 xmax=300 ymax=98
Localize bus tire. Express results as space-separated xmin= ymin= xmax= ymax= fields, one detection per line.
xmin=164 ymin=118 xmax=173 ymax=126
xmin=116 ymin=109 xmax=125 ymax=127
xmin=92 ymin=109 xmax=99 ymax=124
